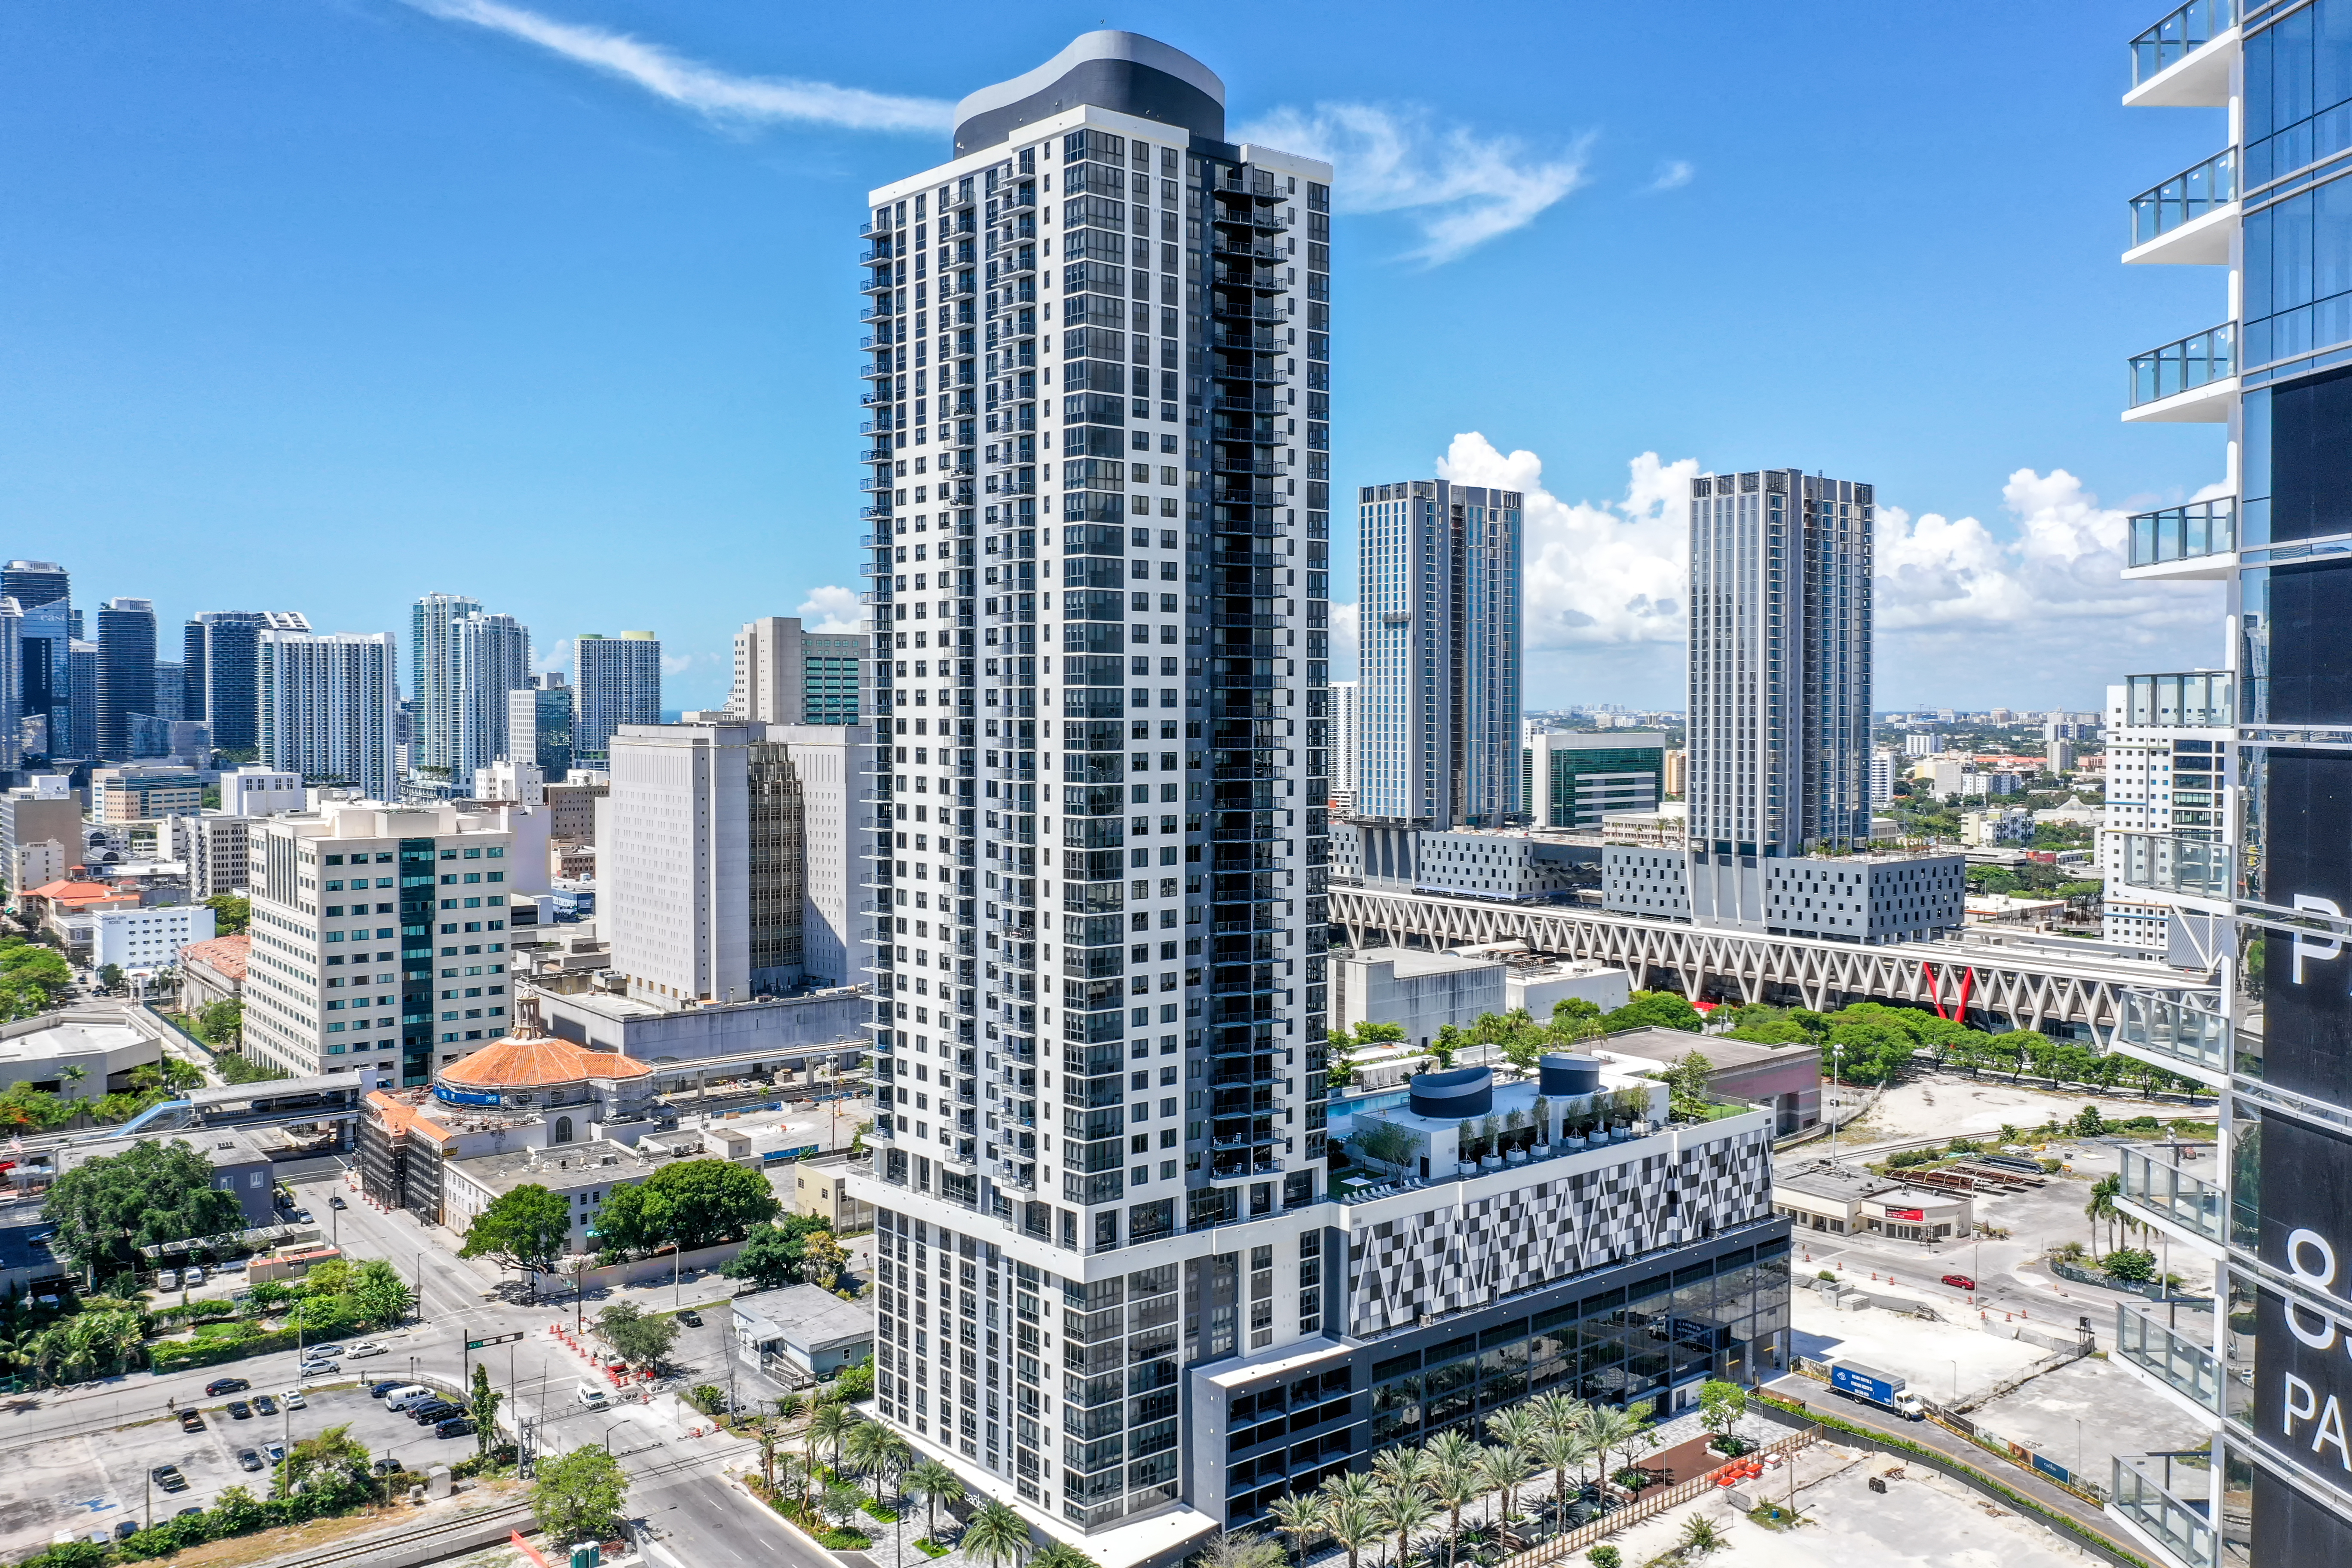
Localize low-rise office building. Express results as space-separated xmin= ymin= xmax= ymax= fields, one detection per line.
xmin=90 ymin=901 xmax=215 ymax=973
xmin=1601 ymin=847 xmax=1964 ymax=944
xmin=1598 ymin=1027 xmax=1821 ymax=1136
xmin=1771 ymin=1160 xmax=1972 ymax=1242
xmin=1334 ymin=948 xmax=1633 ymax=1046
xmin=178 ymin=934 xmax=250 ymax=1014
xmin=0 ymin=1009 xmax=164 ymax=1101
xmin=57 ymin=1126 xmax=277 ymax=1228
xmin=732 ymin=1281 xmax=874 ymax=1378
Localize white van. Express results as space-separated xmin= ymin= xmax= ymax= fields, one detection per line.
xmin=182 ymin=1265 xmax=206 ymax=1288
xmin=384 ymin=1386 xmax=435 ymax=1412
xmin=157 ymin=1268 xmax=178 ymax=1292
xmin=576 ymin=1382 xmax=611 ymax=1409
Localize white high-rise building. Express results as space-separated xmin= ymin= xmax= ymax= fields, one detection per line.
xmin=2097 ymin=678 xmax=2227 ymax=952
xmin=1327 ymin=679 xmax=1358 ymax=811
xmin=1868 ymin=747 xmax=1897 ymax=808
xmin=603 ymin=720 xmax=872 ymax=1001
xmin=257 ymin=631 xmax=399 ymax=802
xmin=220 ymin=764 xmax=305 ymax=818
xmin=472 ymin=758 xmax=546 ymax=806
xmin=732 ymin=616 xmax=869 ymax=726
xmin=411 ymin=595 xmax=531 ymax=784
xmin=1355 ymin=479 xmax=1522 ymax=827
xmin=245 ymin=801 xmax=536 ymax=1083
xmin=574 ymin=631 xmax=662 ymax=764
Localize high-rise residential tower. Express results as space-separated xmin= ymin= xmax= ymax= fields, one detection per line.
xmin=184 ymin=610 xmax=312 ymax=754
xmin=410 ymin=594 xmax=531 ymax=786
xmin=257 ymin=630 xmax=400 ymax=801
xmin=1354 ymin=479 xmax=1522 ymax=828
xmin=732 ymin=616 xmax=867 ymax=725
xmin=94 ymin=597 xmax=157 ymax=762
xmin=2100 ymin=7 xmax=2352 ymax=1564
xmin=2 ymin=562 xmax=67 ymax=613
xmin=1327 ymin=678 xmax=1358 ymax=811
xmin=825 ymin=34 xmax=1781 ymax=1565
xmin=573 ymin=630 xmax=662 ymax=765
xmin=1682 ymin=469 xmax=1871 ymax=923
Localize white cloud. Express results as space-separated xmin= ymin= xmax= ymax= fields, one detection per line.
xmin=1437 ymin=433 xmax=1694 ymax=649
xmin=1646 ymin=159 xmax=1694 ymax=192
xmin=1327 ymin=602 xmax=1360 ymax=681
xmin=1235 ymin=103 xmax=1591 ymax=263
xmin=404 ymin=0 xmax=952 ymax=132
xmin=537 ymin=637 xmax=572 ymax=674
xmin=796 ymin=585 xmax=865 ymax=634
xmin=660 ymin=651 xmax=700 ymax=675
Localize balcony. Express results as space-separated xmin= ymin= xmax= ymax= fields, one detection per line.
xmin=2109 ymin=1453 xmax=2216 ymax=1568
xmin=2125 ymin=500 xmax=2236 ymax=579
xmin=2127 ymin=324 xmax=2236 ymax=421
xmin=2128 ymin=0 xmax=2238 ymax=108
xmin=2113 ymin=991 xmax=2229 ymax=1081
xmin=2113 ymin=833 xmax=2233 ymax=900
xmin=2116 ymin=1145 xmax=2227 ymax=1246
xmin=2114 ymin=1304 xmax=2223 ymax=1415
xmin=2127 ymin=150 xmax=2236 ymax=264
xmin=2123 ymin=670 xmax=2233 ymax=728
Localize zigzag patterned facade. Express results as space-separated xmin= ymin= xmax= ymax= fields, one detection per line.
xmin=1329 ymin=885 xmax=2216 ymax=1047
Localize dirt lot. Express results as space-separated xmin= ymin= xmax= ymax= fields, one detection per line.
xmin=0 ymin=1381 xmax=478 ymax=1558
xmin=1838 ymin=1073 xmax=2210 ymax=1148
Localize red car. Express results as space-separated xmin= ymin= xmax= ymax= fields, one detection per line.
xmin=1942 ymin=1273 xmax=1977 ymax=1292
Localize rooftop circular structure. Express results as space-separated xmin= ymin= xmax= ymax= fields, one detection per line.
xmin=1408 ymin=1066 xmax=1494 ymax=1120
xmin=432 ymin=1011 xmax=652 ymax=1113
xmin=1539 ymin=1054 xmax=1603 ymax=1097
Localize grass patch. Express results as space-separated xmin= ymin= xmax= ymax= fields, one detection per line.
xmin=1746 ymin=1502 xmax=1809 ymax=1531
xmin=821 ymin=1529 xmax=875 ymax=1550
xmin=860 ymin=1500 xmax=901 ymax=1522
xmin=914 ymin=1540 xmax=951 ymax=1559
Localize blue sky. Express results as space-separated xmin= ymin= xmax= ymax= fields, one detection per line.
xmin=2 ymin=1 xmax=2227 ymax=712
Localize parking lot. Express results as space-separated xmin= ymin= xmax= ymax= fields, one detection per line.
xmin=0 ymin=1380 xmax=481 ymax=1558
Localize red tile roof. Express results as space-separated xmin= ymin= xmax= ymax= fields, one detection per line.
xmin=179 ymin=934 xmax=250 ymax=980
xmin=438 ymin=1034 xmax=652 ymax=1092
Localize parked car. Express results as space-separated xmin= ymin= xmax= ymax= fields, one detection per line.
xmin=150 ymin=1466 xmax=186 ymax=1492
xmin=253 ymin=1394 xmax=277 ymax=1415
xmin=226 ymin=1400 xmax=252 ymax=1420
xmin=291 ymin=1209 xmax=313 ymax=1223
xmin=113 ymin=1519 xmax=139 ymax=1541
xmin=411 ymin=1401 xmax=460 ymax=1425
xmin=281 ymin=1389 xmax=307 ymax=1410
xmin=175 ymin=1508 xmax=202 ymax=1520
xmin=372 ymin=1457 xmax=404 ymax=1476
xmin=347 ymin=1341 xmax=386 ymax=1359
xmin=434 ymin=1417 xmax=475 ymax=1439
xmin=265 ymin=1442 xmax=285 ymax=1463
xmin=677 ymin=1309 xmax=702 ymax=1328
xmin=178 ymin=1411 xmax=205 ymax=1433
xmin=237 ymin=1449 xmax=263 ymax=1472
xmin=368 ymin=1381 xmax=403 ymax=1400
xmin=205 ymin=1377 xmax=249 ymax=1396
xmin=1941 ymin=1272 xmax=1978 ymax=1291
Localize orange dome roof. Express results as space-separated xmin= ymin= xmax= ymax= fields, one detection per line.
xmin=438 ymin=1035 xmax=652 ymax=1092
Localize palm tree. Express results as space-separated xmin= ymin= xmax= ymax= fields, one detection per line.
xmin=773 ymin=1391 xmax=808 ymax=1426
xmin=1424 ymin=1430 xmax=1485 ymax=1568
xmin=842 ymin=1417 xmax=911 ymax=1504
xmin=1375 ymin=1482 xmax=1436 ymax=1568
xmin=1032 ymin=1545 xmax=1099 ymax=1568
xmin=904 ymin=1458 xmax=965 ymax=1544
xmin=1319 ymin=1471 xmax=1381 ymax=1512
xmin=1267 ymin=1492 xmax=1329 ymax=1567
xmin=1534 ymin=1426 xmax=1590 ymax=1525
xmin=2086 ymin=1174 xmax=2122 ymax=1254
xmin=809 ymin=1403 xmax=860 ymax=1479
xmin=1475 ymin=1444 xmax=1534 ymax=1530
xmin=961 ymin=1499 xmax=1034 ymax=1568
xmin=1586 ymin=1403 xmax=1656 ymax=1486
xmin=1370 ymin=1445 xmax=1435 ymax=1498
xmin=1678 ymin=1515 xmax=1726 ymax=1557
xmin=1482 ymin=1404 xmax=1544 ymax=1470
xmin=1322 ymin=1498 xmax=1384 ymax=1568
xmin=754 ymin=1421 xmax=782 ymax=1489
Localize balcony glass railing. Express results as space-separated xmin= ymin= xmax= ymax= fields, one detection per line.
xmin=2132 ymin=324 xmax=2237 ymax=406
xmin=2128 ymin=499 xmax=2236 ymax=567
xmin=2132 ymin=0 xmax=2239 ymax=87
xmin=2111 ymin=1454 xmax=2217 ymax=1568
xmin=2116 ymin=992 xmax=2229 ymax=1075
xmin=2113 ymin=832 xmax=2233 ymax=898
xmin=2118 ymin=1144 xmax=2228 ymax=1244
xmin=2133 ymin=150 xmax=2237 ymax=245
xmin=2116 ymin=1303 xmax=2223 ymax=1411
xmin=2125 ymin=670 xmax=2234 ymax=726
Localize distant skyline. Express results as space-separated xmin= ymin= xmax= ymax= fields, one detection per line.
xmin=2 ymin=3 xmax=2220 ymax=710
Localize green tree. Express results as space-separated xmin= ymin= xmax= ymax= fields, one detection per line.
xmin=594 ymin=1158 xmax=780 ymax=1255
xmin=45 ymin=1139 xmax=244 ymax=1279
xmin=0 ymin=1079 xmax=72 ymax=1132
xmin=1266 ymin=1492 xmax=1327 ymax=1567
xmin=350 ymin=1257 xmax=415 ymax=1326
xmin=1586 ymin=1551 xmax=1621 ymax=1568
xmin=2104 ymin=1248 xmax=2158 ymax=1283
xmin=1424 ymin=1429 xmax=1485 ymax=1568
xmin=97 ymin=963 xmax=123 ymax=993
xmin=1198 ymin=1530 xmax=1286 ymax=1568
xmin=458 ymin=1184 xmax=574 ymax=1276
xmin=469 ymin=1363 xmax=504 ymax=1458
xmin=961 ymin=1498 xmax=1034 ymax=1568
xmin=594 ymin=1300 xmax=680 ymax=1371
xmin=1677 ymin=1515 xmax=1726 ymax=1557
xmin=1697 ymin=1379 xmax=1746 ymax=1442
xmin=1032 ymin=1545 xmax=1100 ymax=1568
xmin=842 ymin=1415 xmax=912 ymax=1503
xmin=202 ymin=895 xmax=252 ymax=936
xmin=1320 ymin=1498 xmax=1382 ymax=1568
xmin=1374 ymin=1485 xmax=1435 ymax=1568
xmin=720 ymin=1214 xmax=839 ymax=1290
xmin=1599 ymin=991 xmax=1703 ymax=1034
xmin=802 ymin=1229 xmax=851 ymax=1290
xmin=194 ymin=999 xmax=245 ymax=1046
xmin=1661 ymin=1050 xmax=1715 ymax=1121
xmin=531 ymin=1446 xmax=629 ymax=1547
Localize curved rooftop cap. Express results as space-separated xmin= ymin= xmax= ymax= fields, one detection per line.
xmin=436 ymin=1035 xmax=651 ymax=1097
xmin=954 ymin=31 xmax=1225 ymax=155
xmin=1539 ymin=1054 xmax=1603 ymax=1097
xmin=1409 ymin=1066 xmax=1494 ymax=1120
